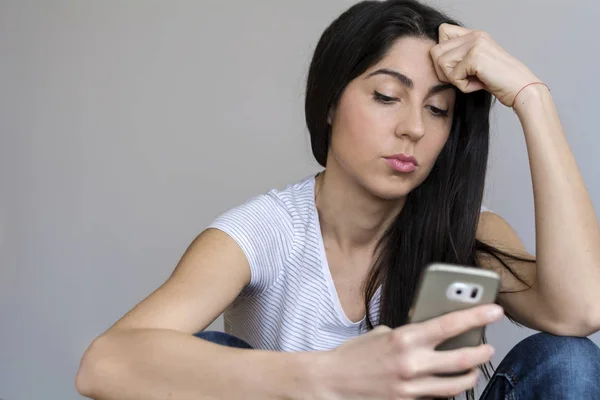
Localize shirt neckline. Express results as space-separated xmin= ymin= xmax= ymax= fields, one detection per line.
xmin=309 ymin=174 xmax=365 ymax=327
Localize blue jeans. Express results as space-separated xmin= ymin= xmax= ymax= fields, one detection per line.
xmin=195 ymin=331 xmax=600 ymax=399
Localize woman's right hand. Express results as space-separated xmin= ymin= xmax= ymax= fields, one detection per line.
xmin=315 ymin=304 xmax=503 ymax=400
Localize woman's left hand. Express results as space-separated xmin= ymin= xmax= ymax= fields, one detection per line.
xmin=430 ymin=23 xmax=541 ymax=107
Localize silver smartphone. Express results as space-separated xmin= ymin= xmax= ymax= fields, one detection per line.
xmin=407 ymin=263 xmax=501 ymax=351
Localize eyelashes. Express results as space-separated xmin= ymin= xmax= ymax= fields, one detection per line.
xmin=372 ymin=90 xmax=449 ymax=118
xmin=428 ymin=106 xmax=449 ymax=118
xmin=373 ymin=91 xmax=398 ymax=105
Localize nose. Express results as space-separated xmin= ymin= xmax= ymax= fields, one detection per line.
xmin=395 ymin=107 xmax=425 ymax=140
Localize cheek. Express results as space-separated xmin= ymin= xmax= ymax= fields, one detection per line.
xmin=418 ymin=127 xmax=451 ymax=169
xmin=332 ymin=92 xmax=390 ymax=156
xmin=427 ymin=129 xmax=450 ymax=154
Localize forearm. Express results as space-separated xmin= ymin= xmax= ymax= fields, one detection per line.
xmin=515 ymin=85 xmax=600 ymax=326
xmin=76 ymin=329 xmax=320 ymax=400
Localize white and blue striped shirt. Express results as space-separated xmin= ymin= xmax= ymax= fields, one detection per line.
xmin=209 ymin=174 xmax=380 ymax=352
xmin=209 ymin=174 xmax=490 ymax=352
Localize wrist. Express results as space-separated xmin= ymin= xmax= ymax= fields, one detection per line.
xmin=303 ymin=350 xmax=348 ymax=400
xmin=512 ymin=83 xmax=551 ymax=116
xmin=293 ymin=351 xmax=334 ymax=400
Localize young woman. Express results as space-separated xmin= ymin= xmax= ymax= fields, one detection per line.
xmin=76 ymin=1 xmax=600 ymax=399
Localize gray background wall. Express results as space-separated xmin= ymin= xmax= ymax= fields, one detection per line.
xmin=1 ymin=1 xmax=598 ymax=399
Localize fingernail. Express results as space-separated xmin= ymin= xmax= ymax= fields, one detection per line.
xmin=487 ymin=305 xmax=503 ymax=320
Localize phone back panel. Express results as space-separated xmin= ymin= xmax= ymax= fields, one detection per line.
xmin=407 ymin=264 xmax=500 ymax=351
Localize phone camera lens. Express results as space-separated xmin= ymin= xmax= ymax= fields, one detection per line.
xmin=471 ymin=288 xmax=479 ymax=298
xmin=456 ymin=289 xmax=462 ymax=295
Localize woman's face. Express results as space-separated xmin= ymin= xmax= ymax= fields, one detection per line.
xmin=328 ymin=36 xmax=456 ymax=200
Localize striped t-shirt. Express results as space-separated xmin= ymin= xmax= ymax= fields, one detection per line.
xmin=209 ymin=174 xmax=490 ymax=352
xmin=208 ymin=174 xmax=380 ymax=351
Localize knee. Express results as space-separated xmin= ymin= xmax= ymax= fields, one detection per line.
xmin=516 ymin=332 xmax=598 ymax=357
xmin=512 ymin=332 xmax=600 ymax=377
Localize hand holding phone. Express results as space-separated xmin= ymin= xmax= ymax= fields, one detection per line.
xmin=318 ymin=264 xmax=502 ymax=399
xmin=321 ymin=302 xmax=504 ymax=399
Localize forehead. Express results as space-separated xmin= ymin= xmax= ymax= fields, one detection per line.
xmin=364 ymin=36 xmax=440 ymax=85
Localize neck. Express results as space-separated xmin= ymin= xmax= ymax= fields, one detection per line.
xmin=315 ymin=164 xmax=405 ymax=254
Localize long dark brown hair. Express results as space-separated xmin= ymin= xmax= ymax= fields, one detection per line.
xmin=305 ymin=1 xmax=534 ymax=398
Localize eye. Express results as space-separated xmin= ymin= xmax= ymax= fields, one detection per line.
xmin=427 ymin=105 xmax=449 ymax=118
xmin=373 ymin=91 xmax=399 ymax=105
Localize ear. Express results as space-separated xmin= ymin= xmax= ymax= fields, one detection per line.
xmin=327 ymin=108 xmax=335 ymax=125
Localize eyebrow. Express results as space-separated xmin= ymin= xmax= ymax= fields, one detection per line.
xmin=366 ymin=68 xmax=455 ymax=97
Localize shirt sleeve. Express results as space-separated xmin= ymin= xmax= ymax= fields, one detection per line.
xmin=480 ymin=205 xmax=493 ymax=213
xmin=207 ymin=191 xmax=294 ymax=296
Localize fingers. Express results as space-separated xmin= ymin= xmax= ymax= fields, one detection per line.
xmin=398 ymin=368 xmax=480 ymax=399
xmin=431 ymin=30 xmax=475 ymax=58
xmin=438 ymin=23 xmax=473 ymax=42
xmin=399 ymin=344 xmax=495 ymax=378
xmin=447 ymin=56 xmax=487 ymax=93
xmin=431 ymin=27 xmax=492 ymax=87
xmin=416 ymin=304 xmax=503 ymax=346
xmin=430 ymin=39 xmax=473 ymax=83
xmin=430 ymin=31 xmax=487 ymax=86
xmin=432 ymin=344 xmax=495 ymax=374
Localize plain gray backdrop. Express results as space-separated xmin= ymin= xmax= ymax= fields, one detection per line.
xmin=1 ymin=1 xmax=599 ymax=399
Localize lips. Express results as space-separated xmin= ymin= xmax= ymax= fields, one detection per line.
xmin=384 ymin=154 xmax=418 ymax=173
xmin=386 ymin=154 xmax=418 ymax=165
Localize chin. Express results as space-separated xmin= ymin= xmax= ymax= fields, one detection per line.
xmin=363 ymin=174 xmax=419 ymax=201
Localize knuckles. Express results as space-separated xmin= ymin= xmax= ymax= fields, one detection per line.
xmin=389 ymin=329 xmax=414 ymax=351
xmin=470 ymin=31 xmax=492 ymax=55
xmin=395 ymin=356 xmax=419 ymax=380
xmin=473 ymin=30 xmax=491 ymax=41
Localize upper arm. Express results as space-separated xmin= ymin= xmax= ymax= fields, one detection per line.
xmin=107 ymin=228 xmax=251 ymax=334
xmin=105 ymin=192 xmax=293 ymax=335
xmin=476 ymin=211 xmax=548 ymax=331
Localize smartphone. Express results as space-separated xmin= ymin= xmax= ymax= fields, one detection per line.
xmin=407 ymin=263 xmax=501 ymax=351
